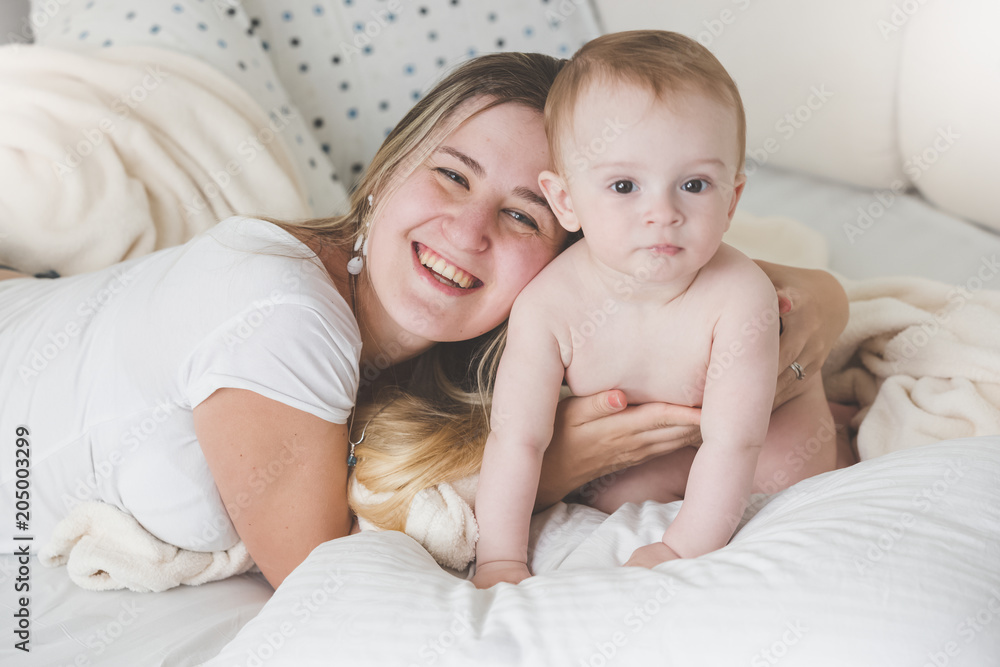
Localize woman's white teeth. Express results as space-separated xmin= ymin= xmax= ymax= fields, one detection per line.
xmin=418 ymin=248 xmax=475 ymax=289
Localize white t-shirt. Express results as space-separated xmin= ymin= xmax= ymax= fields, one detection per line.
xmin=0 ymin=217 xmax=361 ymax=553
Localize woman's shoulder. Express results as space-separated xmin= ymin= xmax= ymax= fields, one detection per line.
xmin=195 ymin=216 xmax=354 ymax=320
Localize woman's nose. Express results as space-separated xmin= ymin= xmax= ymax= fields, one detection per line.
xmin=441 ymin=202 xmax=491 ymax=252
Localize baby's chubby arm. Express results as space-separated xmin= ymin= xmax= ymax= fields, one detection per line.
xmin=473 ymin=291 xmax=569 ymax=588
xmin=658 ymin=259 xmax=779 ymax=559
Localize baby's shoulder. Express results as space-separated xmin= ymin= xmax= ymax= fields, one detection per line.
xmin=698 ymin=244 xmax=774 ymax=303
xmin=508 ymin=247 xmax=588 ymax=328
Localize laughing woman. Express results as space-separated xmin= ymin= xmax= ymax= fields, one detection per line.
xmin=0 ymin=52 xmax=848 ymax=589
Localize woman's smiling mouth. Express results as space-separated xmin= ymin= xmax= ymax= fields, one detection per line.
xmin=414 ymin=243 xmax=483 ymax=290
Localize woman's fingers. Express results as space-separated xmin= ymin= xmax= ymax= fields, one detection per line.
xmin=620 ymin=401 xmax=702 ymax=432
xmin=558 ymin=389 xmax=628 ymax=427
xmin=596 ymin=402 xmax=702 ymax=466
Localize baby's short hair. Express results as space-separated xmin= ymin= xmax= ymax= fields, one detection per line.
xmin=545 ymin=30 xmax=747 ymax=174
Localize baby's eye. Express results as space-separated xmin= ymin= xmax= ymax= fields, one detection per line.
xmin=612 ymin=180 xmax=636 ymax=194
xmin=681 ymin=179 xmax=709 ymax=193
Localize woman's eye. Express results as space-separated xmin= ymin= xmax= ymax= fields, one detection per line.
xmin=612 ymin=180 xmax=636 ymax=194
xmin=436 ymin=167 xmax=469 ymax=189
xmin=506 ymin=209 xmax=539 ymax=230
xmin=681 ymin=179 xmax=709 ymax=193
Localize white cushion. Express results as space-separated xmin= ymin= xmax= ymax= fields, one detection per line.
xmin=593 ymin=0 xmax=908 ymax=189
xmin=898 ymin=0 xmax=1000 ymax=232
xmin=206 ymin=437 xmax=1000 ymax=666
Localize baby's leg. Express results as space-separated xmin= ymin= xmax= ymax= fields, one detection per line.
xmin=575 ymin=447 xmax=697 ymax=514
xmin=753 ymin=375 xmax=838 ymax=494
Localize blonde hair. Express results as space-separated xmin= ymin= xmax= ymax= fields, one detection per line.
xmin=544 ymin=30 xmax=747 ymax=175
xmin=275 ymin=52 xmax=566 ymax=532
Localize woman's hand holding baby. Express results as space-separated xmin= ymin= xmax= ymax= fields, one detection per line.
xmin=755 ymin=261 xmax=849 ymax=408
xmin=535 ymin=390 xmax=703 ymax=511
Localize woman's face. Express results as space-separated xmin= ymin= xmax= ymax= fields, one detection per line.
xmin=365 ymin=101 xmax=568 ymax=343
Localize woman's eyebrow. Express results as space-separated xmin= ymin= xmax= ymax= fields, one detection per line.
xmin=513 ymin=186 xmax=553 ymax=214
xmin=436 ymin=145 xmax=552 ymax=214
xmin=435 ymin=146 xmax=485 ymax=179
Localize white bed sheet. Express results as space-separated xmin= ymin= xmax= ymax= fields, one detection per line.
xmin=2 ymin=172 xmax=998 ymax=666
xmin=741 ymin=165 xmax=1000 ymax=284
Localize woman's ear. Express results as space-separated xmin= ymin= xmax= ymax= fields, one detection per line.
xmin=725 ymin=172 xmax=748 ymax=231
xmin=538 ymin=170 xmax=581 ymax=233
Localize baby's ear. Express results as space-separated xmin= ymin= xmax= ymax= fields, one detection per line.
xmin=725 ymin=172 xmax=748 ymax=231
xmin=538 ymin=170 xmax=581 ymax=233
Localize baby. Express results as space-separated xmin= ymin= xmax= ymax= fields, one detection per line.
xmin=472 ymin=30 xmax=837 ymax=588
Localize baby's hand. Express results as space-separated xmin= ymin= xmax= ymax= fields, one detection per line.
xmin=624 ymin=541 xmax=682 ymax=569
xmin=472 ymin=560 xmax=531 ymax=589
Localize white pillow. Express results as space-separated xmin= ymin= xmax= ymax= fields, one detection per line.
xmin=593 ymin=0 xmax=908 ymax=190
xmin=898 ymin=0 xmax=1000 ymax=232
xmin=206 ymin=437 xmax=1000 ymax=666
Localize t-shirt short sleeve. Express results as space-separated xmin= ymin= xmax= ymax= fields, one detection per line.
xmin=181 ymin=293 xmax=362 ymax=424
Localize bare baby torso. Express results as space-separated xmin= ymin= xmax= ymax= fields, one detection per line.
xmin=536 ymin=242 xmax=757 ymax=408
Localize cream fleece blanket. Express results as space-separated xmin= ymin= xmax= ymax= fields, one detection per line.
xmin=0 ymin=44 xmax=312 ymax=276
xmin=824 ymin=272 xmax=1000 ymax=459
xmin=39 ymin=502 xmax=255 ymax=593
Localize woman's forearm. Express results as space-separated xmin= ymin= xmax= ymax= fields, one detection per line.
xmin=755 ymin=262 xmax=848 ymax=407
xmin=0 ymin=269 xmax=29 ymax=282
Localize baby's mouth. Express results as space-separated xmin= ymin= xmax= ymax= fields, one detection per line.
xmin=414 ymin=243 xmax=482 ymax=289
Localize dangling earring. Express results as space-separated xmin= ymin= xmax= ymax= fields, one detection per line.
xmin=347 ymin=194 xmax=373 ymax=275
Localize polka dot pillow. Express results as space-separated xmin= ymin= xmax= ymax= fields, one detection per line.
xmin=29 ymin=0 xmax=601 ymax=210
xmin=241 ymin=0 xmax=602 ymax=188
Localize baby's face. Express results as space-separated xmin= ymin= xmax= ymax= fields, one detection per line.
xmin=557 ymin=82 xmax=744 ymax=281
